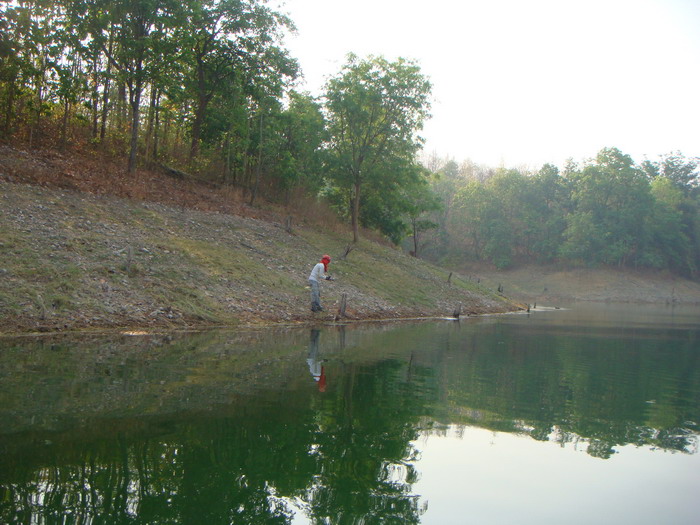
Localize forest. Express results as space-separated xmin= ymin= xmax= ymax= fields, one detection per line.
xmin=1 ymin=0 xmax=699 ymax=277
xmin=422 ymin=149 xmax=700 ymax=277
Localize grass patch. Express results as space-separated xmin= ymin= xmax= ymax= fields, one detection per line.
xmin=163 ymin=237 xmax=300 ymax=291
xmin=149 ymin=284 xmax=229 ymax=324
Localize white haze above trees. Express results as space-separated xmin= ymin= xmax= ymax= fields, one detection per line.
xmin=282 ymin=0 xmax=700 ymax=169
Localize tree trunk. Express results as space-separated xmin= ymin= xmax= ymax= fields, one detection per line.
xmin=249 ymin=112 xmax=263 ymax=206
xmin=351 ymin=181 xmax=361 ymax=243
xmin=152 ymin=91 xmax=161 ymax=160
xmin=60 ymin=98 xmax=70 ymax=150
xmin=189 ymin=98 xmax=207 ymax=160
xmin=145 ymin=86 xmax=157 ymax=161
xmin=91 ymin=58 xmax=99 ymax=139
xmin=127 ymin=79 xmax=143 ymax=174
xmin=223 ymin=131 xmax=231 ymax=184
xmin=189 ymin=51 xmax=213 ymax=161
xmin=412 ymin=219 xmax=419 ymax=256
xmin=99 ymin=39 xmax=114 ymax=142
xmin=127 ymin=98 xmax=140 ymax=173
xmin=99 ymin=24 xmax=115 ymax=142
xmin=29 ymin=58 xmax=46 ymax=148
xmin=117 ymin=82 xmax=127 ymax=133
xmin=99 ymin=75 xmax=111 ymax=142
xmin=2 ymin=72 xmax=17 ymax=137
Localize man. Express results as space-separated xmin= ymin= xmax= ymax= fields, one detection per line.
xmin=309 ymin=254 xmax=332 ymax=312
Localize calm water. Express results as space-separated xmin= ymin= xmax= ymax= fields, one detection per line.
xmin=1 ymin=304 xmax=699 ymax=524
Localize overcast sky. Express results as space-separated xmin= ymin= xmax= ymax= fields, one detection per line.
xmin=277 ymin=0 xmax=700 ymax=169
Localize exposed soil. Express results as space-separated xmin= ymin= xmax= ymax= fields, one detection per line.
xmin=466 ymin=265 xmax=700 ymax=306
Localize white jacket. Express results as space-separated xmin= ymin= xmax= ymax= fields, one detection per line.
xmin=309 ymin=262 xmax=327 ymax=282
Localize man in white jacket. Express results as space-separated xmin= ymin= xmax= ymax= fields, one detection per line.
xmin=309 ymin=254 xmax=332 ymax=312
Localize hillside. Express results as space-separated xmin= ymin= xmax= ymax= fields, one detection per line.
xmin=462 ymin=265 xmax=700 ymax=305
xmin=0 ymin=146 xmax=518 ymax=334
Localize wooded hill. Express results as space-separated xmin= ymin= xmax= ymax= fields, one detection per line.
xmin=2 ymin=0 xmax=699 ymax=280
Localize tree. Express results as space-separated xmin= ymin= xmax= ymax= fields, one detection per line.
xmin=642 ymin=151 xmax=699 ymax=194
xmin=640 ymin=178 xmax=693 ymax=273
xmin=264 ymin=91 xmax=326 ymax=202
xmin=404 ymin=173 xmax=441 ymax=257
xmin=525 ymin=164 xmax=569 ymax=261
xmin=562 ymin=147 xmax=652 ymax=266
xmin=422 ymin=158 xmax=460 ymax=260
xmin=0 ymin=5 xmax=28 ymax=138
xmin=82 ymin=0 xmax=178 ymax=173
xmin=359 ymin=158 xmax=434 ymax=245
xmin=177 ymin=0 xmax=297 ymax=161
xmin=324 ymin=54 xmax=432 ymax=243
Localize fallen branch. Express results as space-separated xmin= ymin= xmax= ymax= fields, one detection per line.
xmin=160 ymin=164 xmax=190 ymax=179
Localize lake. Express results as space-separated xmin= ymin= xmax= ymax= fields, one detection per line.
xmin=1 ymin=303 xmax=698 ymax=524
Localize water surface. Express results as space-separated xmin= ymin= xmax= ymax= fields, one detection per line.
xmin=1 ymin=303 xmax=698 ymax=524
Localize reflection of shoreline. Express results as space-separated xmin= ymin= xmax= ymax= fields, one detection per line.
xmin=410 ymin=424 xmax=700 ymax=525
xmin=3 ymin=316 xmax=699 ymax=459
xmin=416 ymin=417 xmax=699 ymax=459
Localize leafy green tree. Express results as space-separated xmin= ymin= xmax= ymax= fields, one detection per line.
xmin=82 ymin=0 xmax=179 ymax=172
xmin=11 ymin=0 xmax=62 ymax=146
xmin=526 ymin=164 xmax=569 ymax=261
xmin=0 ymin=6 xmax=26 ymax=138
xmin=265 ymin=91 xmax=327 ymax=202
xmin=562 ymin=148 xmax=652 ymax=266
xmin=424 ymin=159 xmax=462 ymax=261
xmin=355 ymin=159 xmax=432 ymax=244
xmin=404 ymin=172 xmax=441 ymax=257
xmin=324 ymin=54 xmax=432 ymax=243
xmin=640 ymin=178 xmax=693 ymax=272
xmin=451 ymin=181 xmax=500 ymax=264
xmin=450 ymin=168 xmax=556 ymax=268
xmin=641 ymin=152 xmax=700 ymax=275
xmin=177 ymin=0 xmax=297 ymax=160
xmin=642 ymin=151 xmax=699 ymax=194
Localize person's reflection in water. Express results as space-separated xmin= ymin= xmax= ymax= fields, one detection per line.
xmin=307 ymin=329 xmax=327 ymax=392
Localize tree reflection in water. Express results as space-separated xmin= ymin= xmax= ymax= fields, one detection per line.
xmin=0 ymin=314 xmax=699 ymax=523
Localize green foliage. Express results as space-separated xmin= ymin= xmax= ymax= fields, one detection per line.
xmin=323 ymin=54 xmax=432 ymax=243
xmin=436 ymin=147 xmax=700 ymax=275
xmin=261 ymin=91 xmax=327 ymax=199
xmin=564 ymin=148 xmax=653 ymax=266
xmin=175 ymin=0 xmax=298 ymax=160
xmin=0 ymin=0 xmax=299 ymax=181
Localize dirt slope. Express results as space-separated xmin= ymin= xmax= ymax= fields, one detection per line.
xmin=469 ymin=265 xmax=700 ymax=305
xmin=0 ymin=180 xmax=516 ymax=334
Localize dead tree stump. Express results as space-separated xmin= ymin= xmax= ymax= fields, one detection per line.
xmin=336 ymin=293 xmax=348 ymax=320
xmin=340 ymin=244 xmax=354 ymax=260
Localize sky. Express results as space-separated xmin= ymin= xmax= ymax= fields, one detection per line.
xmin=276 ymin=0 xmax=700 ymax=170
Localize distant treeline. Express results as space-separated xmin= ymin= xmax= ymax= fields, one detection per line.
xmin=422 ymin=148 xmax=700 ymax=277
